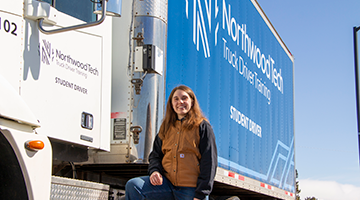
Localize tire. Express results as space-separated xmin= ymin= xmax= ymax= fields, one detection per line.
xmin=0 ymin=132 xmax=29 ymax=200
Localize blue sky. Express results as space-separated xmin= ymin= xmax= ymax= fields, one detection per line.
xmin=256 ymin=0 xmax=360 ymax=199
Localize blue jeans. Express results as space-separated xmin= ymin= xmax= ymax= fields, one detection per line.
xmin=125 ymin=176 xmax=207 ymax=200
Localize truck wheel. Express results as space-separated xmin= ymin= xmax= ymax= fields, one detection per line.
xmin=0 ymin=132 xmax=29 ymax=200
xmin=215 ymin=196 xmax=240 ymax=200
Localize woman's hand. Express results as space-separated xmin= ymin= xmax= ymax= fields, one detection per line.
xmin=150 ymin=171 xmax=163 ymax=186
xmin=193 ymin=198 xmax=200 ymax=200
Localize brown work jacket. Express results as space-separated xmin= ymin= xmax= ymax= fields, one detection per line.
xmin=160 ymin=120 xmax=201 ymax=187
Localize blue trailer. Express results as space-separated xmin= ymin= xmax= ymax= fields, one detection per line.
xmin=166 ymin=0 xmax=295 ymax=199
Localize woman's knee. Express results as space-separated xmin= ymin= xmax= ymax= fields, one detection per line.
xmin=126 ymin=176 xmax=151 ymax=191
xmin=126 ymin=177 xmax=143 ymax=190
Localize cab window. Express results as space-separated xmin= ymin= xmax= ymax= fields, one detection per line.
xmin=40 ymin=0 xmax=96 ymax=22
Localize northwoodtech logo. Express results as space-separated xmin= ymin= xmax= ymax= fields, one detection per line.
xmin=185 ymin=0 xmax=220 ymax=58
xmin=41 ymin=39 xmax=54 ymax=65
xmin=40 ymin=39 xmax=99 ymax=79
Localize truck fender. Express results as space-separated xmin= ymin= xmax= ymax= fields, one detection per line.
xmin=0 ymin=74 xmax=40 ymax=127
xmin=0 ymin=126 xmax=52 ymax=200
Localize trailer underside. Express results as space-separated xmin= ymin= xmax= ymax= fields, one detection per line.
xmin=54 ymin=163 xmax=282 ymax=200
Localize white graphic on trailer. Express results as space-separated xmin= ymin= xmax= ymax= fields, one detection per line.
xmin=214 ymin=0 xmax=219 ymax=46
xmin=185 ymin=0 xmax=219 ymax=58
xmin=218 ymin=138 xmax=295 ymax=192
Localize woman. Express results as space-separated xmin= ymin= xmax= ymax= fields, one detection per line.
xmin=125 ymin=85 xmax=217 ymax=200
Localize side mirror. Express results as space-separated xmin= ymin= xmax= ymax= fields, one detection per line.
xmin=25 ymin=0 xmax=58 ymax=25
xmin=94 ymin=0 xmax=122 ymax=17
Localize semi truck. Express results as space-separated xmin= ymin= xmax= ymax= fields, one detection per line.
xmin=0 ymin=0 xmax=295 ymax=199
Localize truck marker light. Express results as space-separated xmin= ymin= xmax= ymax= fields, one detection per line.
xmin=25 ymin=140 xmax=45 ymax=151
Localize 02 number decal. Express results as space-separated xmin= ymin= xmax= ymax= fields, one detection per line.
xmin=0 ymin=17 xmax=17 ymax=36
